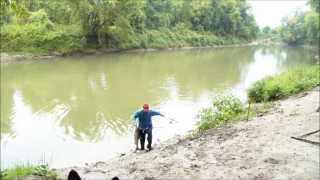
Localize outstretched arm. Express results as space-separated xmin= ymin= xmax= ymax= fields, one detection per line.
xmin=150 ymin=110 xmax=163 ymax=117
xmin=151 ymin=110 xmax=177 ymax=123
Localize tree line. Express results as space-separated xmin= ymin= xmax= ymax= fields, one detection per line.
xmin=0 ymin=0 xmax=258 ymax=53
xmin=279 ymin=0 xmax=319 ymax=45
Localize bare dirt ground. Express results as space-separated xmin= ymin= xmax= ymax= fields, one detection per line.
xmin=58 ymin=88 xmax=319 ymax=180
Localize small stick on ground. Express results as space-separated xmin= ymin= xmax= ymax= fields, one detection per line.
xmin=299 ymin=130 xmax=320 ymax=138
xmin=291 ymin=136 xmax=320 ymax=146
xmin=291 ymin=129 xmax=320 ymax=146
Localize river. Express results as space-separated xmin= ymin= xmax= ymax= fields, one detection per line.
xmin=0 ymin=46 xmax=316 ymax=168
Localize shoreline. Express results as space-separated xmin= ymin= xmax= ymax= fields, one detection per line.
xmin=0 ymin=42 xmax=258 ymax=64
xmin=54 ymin=88 xmax=319 ymax=179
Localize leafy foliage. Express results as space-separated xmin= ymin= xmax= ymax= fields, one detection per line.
xmin=197 ymin=95 xmax=244 ymax=132
xmin=0 ymin=164 xmax=57 ymax=180
xmin=280 ymin=0 xmax=319 ymax=45
xmin=0 ymin=0 xmax=258 ymax=53
xmin=308 ymin=0 xmax=320 ymax=12
xmin=248 ymin=65 xmax=320 ymax=102
xmin=1 ymin=23 xmax=84 ymax=53
xmin=197 ymin=65 xmax=319 ymax=133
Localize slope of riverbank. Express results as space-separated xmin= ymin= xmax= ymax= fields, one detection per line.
xmin=0 ymin=42 xmax=257 ymax=64
xmin=57 ymin=88 xmax=319 ymax=179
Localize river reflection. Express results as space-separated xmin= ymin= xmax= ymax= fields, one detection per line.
xmin=0 ymin=46 xmax=315 ymax=168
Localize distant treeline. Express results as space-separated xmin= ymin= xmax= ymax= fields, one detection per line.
xmin=279 ymin=0 xmax=319 ymax=46
xmin=0 ymin=0 xmax=258 ymax=53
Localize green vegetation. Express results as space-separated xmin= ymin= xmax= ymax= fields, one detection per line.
xmin=197 ymin=65 xmax=319 ymax=132
xmin=0 ymin=164 xmax=57 ymax=180
xmin=255 ymin=0 xmax=319 ymax=46
xmin=279 ymin=0 xmax=319 ymax=45
xmin=248 ymin=65 xmax=319 ymax=103
xmin=0 ymin=0 xmax=258 ymax=54
xmin=196 ymin=94 xmax=276 ymax=132
xmin=257 ymin=26 xmax=280 ymax=40
xmin=197 ymin=95 xmax=245 ymax=132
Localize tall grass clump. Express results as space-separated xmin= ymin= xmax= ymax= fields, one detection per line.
xmin=0 ymin=164 xmax=57 ymax=180
xmin=248 ymin=65 xmax=320 ymax=102
xmin=197 ymin=95 xmax=245 ymax=133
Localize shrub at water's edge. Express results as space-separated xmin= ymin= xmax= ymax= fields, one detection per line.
xmin=197 ymin=95 xmax=245 ymax=133
xmin=197 ymin=65 xmax=319 ymax=132
xmin=0 ymin=24 xmax=85 ymax=54
xmin=248 ymin=65 xmax=319 ymax=102
xmin=0 ymin=164 xmax=57 ymax=180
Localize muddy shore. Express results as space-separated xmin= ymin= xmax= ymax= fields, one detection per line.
xmin=56 ymin=88 xmax=319 ymax=180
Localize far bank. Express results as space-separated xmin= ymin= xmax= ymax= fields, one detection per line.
xmin=0 ymin=41 xmax=259 ymax=64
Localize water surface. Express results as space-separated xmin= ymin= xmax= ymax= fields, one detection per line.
xmin=0 ymin=46 xmax=316 ymax=168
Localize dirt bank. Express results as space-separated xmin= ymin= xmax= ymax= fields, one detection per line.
xmin=57 ymin=88 xmax=319 ymax=180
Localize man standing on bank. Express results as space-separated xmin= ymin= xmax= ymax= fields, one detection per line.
xmin=132 ymin=103 xmax=165 ymax=151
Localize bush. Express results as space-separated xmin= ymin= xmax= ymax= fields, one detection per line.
xmin=0 ymin=23 xmax=85 ymax=54
xmin=197 ymin=95 xmax=245 ymax=132
xmin=0 ymin=10 xmax=87 ymax=54
xmin=138 ymin=28 xmax=239 ymax=49
xmin=248 ymin=65 xmax=320 ymax=102
xmin=28 ymin=9 xmax=54 ymax=29
xmin=0 ymin=164 xmax=57 ymax=180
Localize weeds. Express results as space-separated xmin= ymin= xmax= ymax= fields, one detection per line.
xmin=248 ymin=65 xmax=319 ymax=102
xmin=0 ymin=164 xmax=57 ymax=180
xmin=197 ymin=65 xmax=318 ymax=133
xmin=197 ymin=95 xmax=245 ymax=133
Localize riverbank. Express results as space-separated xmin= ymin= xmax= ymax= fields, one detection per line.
xmin=56 ymin=87 xmax=319 ymax=179
xmin=0 ymin=42 xmax=257 ymax=64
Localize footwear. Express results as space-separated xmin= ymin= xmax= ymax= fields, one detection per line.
xmin=146 ymin=147 xmax=153 ymax=152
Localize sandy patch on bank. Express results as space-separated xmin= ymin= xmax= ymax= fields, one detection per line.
xmin=58 ymin=88 xmax=319 ymax=180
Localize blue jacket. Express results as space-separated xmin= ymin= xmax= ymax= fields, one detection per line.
xmin=133 ymin=109 xmax=162 ymax=130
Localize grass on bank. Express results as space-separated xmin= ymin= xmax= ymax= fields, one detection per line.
xmin=197 ymin=95 xmax=245 ymax=133
xmin=248 ymin=65 xmax=319 ymax=102
xmin=0 ymin=164 xmax=57 ymax=180
xmin=197 ymin=65 xmax=319 ymax=132
xmin=196 ymin=94 xmax=275 ymax=133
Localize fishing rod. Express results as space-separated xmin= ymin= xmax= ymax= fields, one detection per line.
xmin=162 ymin=114 xmax=178 ymax=124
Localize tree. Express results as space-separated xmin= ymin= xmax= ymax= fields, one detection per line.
xmin=308 ymin=0 xmax=320 ymax=12
xmin=1 ymin=0 xmax=258 ymax=52
xmin=280 ymin=1 xmax=319 ymax=46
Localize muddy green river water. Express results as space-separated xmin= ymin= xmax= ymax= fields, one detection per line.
xmin=0 ymin=46 xmax=316 ymax=168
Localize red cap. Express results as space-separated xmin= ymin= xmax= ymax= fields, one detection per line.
xmin=143 ymin=103 xmax=149 ymax=112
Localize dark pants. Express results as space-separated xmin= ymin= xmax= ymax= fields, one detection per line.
xmin=139 ymin=128 xmax=152 ymax=150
